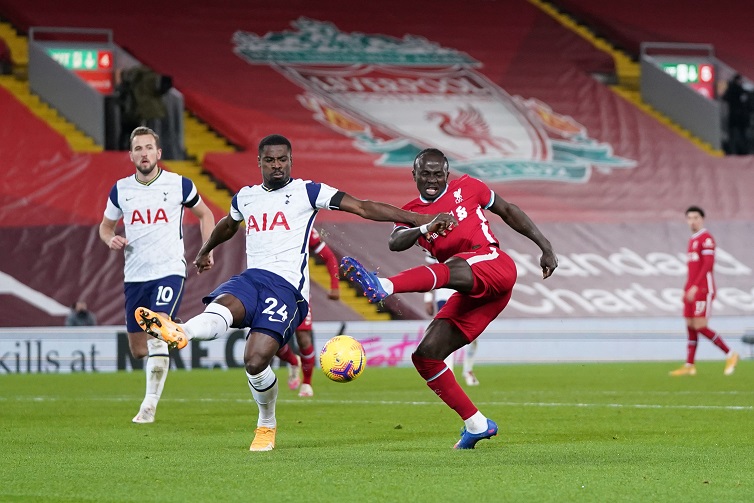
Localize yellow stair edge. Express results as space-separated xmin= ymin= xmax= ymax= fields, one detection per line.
xmin=527 ymin=0 xmax=723 ymax=157
xmin=0 ymin=75 xmax=103 ymax=152
xmin=610 ymin=86 xmax=723 ymax=157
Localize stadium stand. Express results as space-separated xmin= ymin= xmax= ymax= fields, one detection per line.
xmin=552 ymin=0 xmax=754 ymax=79
xmin=1 ymin=0 xmax=753 ymax=325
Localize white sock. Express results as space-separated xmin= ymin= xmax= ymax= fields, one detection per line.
xmin=444 ymin=353 xmax=454 ymax=375
xmin=182 ymin=303 xmax=233 ymax=341
xmin=377 ymin=277 xmax=394 ymax=295
xmin=463 ymin=340 xmax=477 ymax=374
xmin=247 ymin=367 xmax=278 ymax=428
xmin=464 ymin=410 xmax=489 ymax=434
xmin=142 ymin=338 xmax=169 ymax=410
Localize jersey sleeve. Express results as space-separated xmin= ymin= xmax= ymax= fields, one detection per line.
xmin=306 ymin=182 xmax=340 ymax=209
xmin=700 ymin=235 xmax=716 ymax=256
xmin=103 ymin=184 xmax=123 ymax=221
xmin=466 ymin=176 xmax=495 ymax=209
xmin=181 ymin=177 xmax=201 ymax=208
xmin=229 ymin=193 xmax=244 ymax=222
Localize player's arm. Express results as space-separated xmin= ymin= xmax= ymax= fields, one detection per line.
xmin=336 ymin=193 xmax=456 ymax=229
xmin=188 ymin=200 xmax=216 ymax=271
xmin=99 ymin=216 xmax=127 ymax=250
xmin=387 ymin=212 xmax=454 ymax=252
xmin=194 ymin=214 xmax=241 ymax=273
xmin=488 ymin=192 xmax=558 ymax=279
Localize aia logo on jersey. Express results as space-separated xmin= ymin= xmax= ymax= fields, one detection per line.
xmin=130 ymin=208 xmax=168 ymax=225
xmin=246 ymin=211 xmax=290 ymax=234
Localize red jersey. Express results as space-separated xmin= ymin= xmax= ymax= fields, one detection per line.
xmin=686 ymin=228 xmax=715 ymax=293
xmin=396 ymin=175 xmax=498 ymax=263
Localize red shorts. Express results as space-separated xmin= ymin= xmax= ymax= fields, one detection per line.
xmin=436 ymin=246 xmax=517 ymax=341
xmin=297 ymin=304 xmax=313 ymax=331
xmin=684 ymin=289 xmax=714 ymax=318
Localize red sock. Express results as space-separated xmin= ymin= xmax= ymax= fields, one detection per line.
xmin=686 ymin=327 xmax=698 ymax=365
xmin=411 ymin=353 xmax=477 ymax=420
xmin=698 ymin=327 xmax=730 ymax=353
xmin=276 ymin=344 xmax=299 ymax=366
xmin=389 ymin=263 xmax=450 ymax=294
xmin=300 ymin=344 xmax=315 ymax=385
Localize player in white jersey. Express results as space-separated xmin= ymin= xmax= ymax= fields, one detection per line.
xmin=99 ymin=127 xmax=215 ymax=424
xmin=423 ymin=258 xmax=479 ymax=386
xmin=135 ymin=134 xmax=456 ymax=451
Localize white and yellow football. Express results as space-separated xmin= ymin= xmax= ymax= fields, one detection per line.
xmin=319 ymin=335 xmax=367 ymax=383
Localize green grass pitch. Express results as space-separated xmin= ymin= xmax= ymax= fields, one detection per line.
xmin=1 ymin=361 xmax=752 ymax=502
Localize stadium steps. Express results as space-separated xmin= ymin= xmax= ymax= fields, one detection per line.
xmin=0 ymin=74 xmax=102 ymax=152
xmin=182 ymin=111 xmax=236 ymax=163
xmin=529 ymin=0 xmax=724 ymax=157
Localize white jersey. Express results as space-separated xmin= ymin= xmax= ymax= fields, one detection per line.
xmin=230 ymin=178 xmax=339 ymax=300
xmin=103 ymin=169 xmax=201 ymax=282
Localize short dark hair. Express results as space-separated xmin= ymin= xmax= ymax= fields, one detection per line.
xmin=258 ymin=134 xmax=292 ymax=156
xmin=413 ymin=148 xmax=449 ymax=171
xmin=685 ymin=205 xmax=705 ymax=218
xmin=130 ymin=126 xmax=160 ymax=149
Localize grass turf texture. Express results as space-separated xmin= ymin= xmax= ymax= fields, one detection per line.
xmin=1 ymin=361 xmax=752 ymax=502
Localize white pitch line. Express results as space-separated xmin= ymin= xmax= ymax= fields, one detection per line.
xmin=0 ymin=395 xmax=751 ymax=411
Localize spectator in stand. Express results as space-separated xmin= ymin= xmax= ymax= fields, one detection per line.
xmin=65 ymin=301 xmax=97 ymax=327
xmin=722 ymin=74 xmax=752 ymax=155
xmin=0 ymin=37 xmax=12 ymax=75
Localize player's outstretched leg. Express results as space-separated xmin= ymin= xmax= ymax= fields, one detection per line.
xmin=135 ymin=308 xmax=188 ymax=350
xmin=341 ymin=257 xmax=389 ymax=303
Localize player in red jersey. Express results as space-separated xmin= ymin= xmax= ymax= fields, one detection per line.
xmin=342 ymin=148 xmax=557 ymax=449
xmin=276 ymin=227 xmax=341 ymax=396
xmin=670 ymin=206 xmax=739 ymax=376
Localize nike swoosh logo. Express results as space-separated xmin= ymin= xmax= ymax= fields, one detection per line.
xmin=155 ymin=301 xmax=170 ymax=306
xmin=125 ymin=197 xmax=135 ymax=201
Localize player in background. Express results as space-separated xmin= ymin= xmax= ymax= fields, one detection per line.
xmin=276 ymin=227 xmax=341 ymax=397
xmin=670 ymin=206 xmax=739 ymax=376
xmin=99 ymin=126 xmax=215 ymax=423
xmin=424 ymin=257 xmax=479 ymax=386
xmin=342 ymin=148 xmax=557 ymax=449
xmin=135 ymin=134 xmax=455 ymax=451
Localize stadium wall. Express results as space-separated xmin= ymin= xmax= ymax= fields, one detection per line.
xmin=1 ymin=317 xmax=751 ymax=374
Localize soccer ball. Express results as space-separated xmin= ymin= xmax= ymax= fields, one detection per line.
xmin=319 ymin=335 xmax=367 ymax=382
